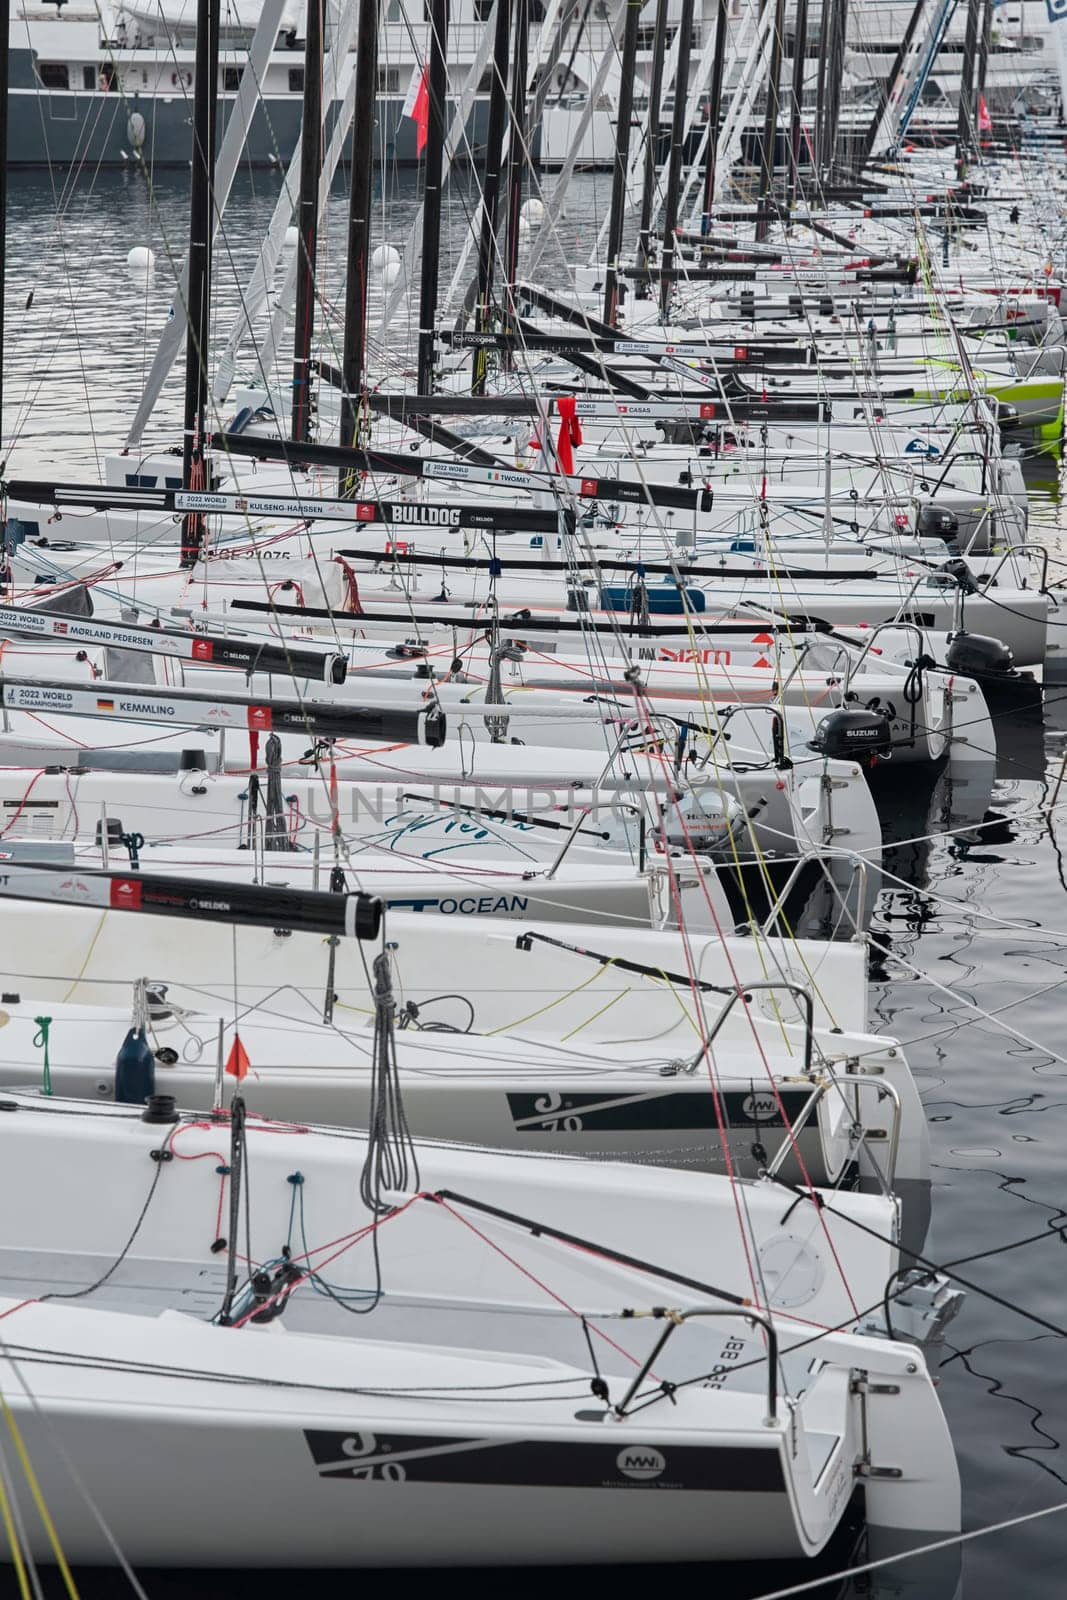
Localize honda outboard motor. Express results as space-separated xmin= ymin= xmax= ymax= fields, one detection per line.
xmin=809 ymin=707 xmax=893 ymax=765
xmin=663 ymin=789 xmax=747 ymax=856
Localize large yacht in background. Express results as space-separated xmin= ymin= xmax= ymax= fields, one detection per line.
xmin=7 ymin=0 xmax=1063 ymax=169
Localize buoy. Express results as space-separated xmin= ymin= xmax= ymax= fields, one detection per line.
xmin=520 ymin=198 xmax=545 ymax=228
xmin=126 ymin=245 xmax=156 ymax=283
xmin=283 ymin=225 xmax=299 ymax=253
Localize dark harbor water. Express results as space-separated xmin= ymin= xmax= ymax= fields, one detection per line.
xmin=7 ymin=167 xmax=1067 ymax=1599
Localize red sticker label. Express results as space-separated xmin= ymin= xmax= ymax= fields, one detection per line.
xmin=579 ymin=478 xmax=599 ymax=498
xmin=247 ymin=705 xmax=272 ymax=732
xmin=355 ymin=502 xmax=376 ymax=521
xmin=191 ymin=639 xmax=214 ymax=661
xmin=699 ymin=402 xmax=717 ymax=419
xmin=734 ymin=346 xmax=748 ymax=361
xmin=110 ymin=878 xmax=142 ymax=910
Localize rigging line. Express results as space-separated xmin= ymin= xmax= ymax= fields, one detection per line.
xmin=0 ymin=1433 xmax=33 ymax=1600
xmin=751 ymin=1496 xmax=1067 ymax=1600
xmin=0 ymin=1335 xmax=148 ymax=1599
xmin=0 ymin=1392 xmax=81 ymax=1599
xmin=635 ymin=682 xmax=860 ymax=1314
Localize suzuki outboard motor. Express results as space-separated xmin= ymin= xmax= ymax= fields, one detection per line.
xmin=809 ymin=707 xmax=893 ymax=765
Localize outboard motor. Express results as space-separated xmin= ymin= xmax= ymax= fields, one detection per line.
xmin=945 ymin=631 xmax=1013 ymax=677
xmin=937 ymin=555 xmax=981 ymax=595
xmin=809 ymin=707 xmax=893 ymax=766
xmin=915 ymin=504 xmax=959 ymax=543
xmin=944 ymin=631 xmax=1038 ymax=704
xmin=663 ymin=789 xmax=747 ymax=856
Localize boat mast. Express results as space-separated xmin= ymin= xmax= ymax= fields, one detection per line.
xmin=502 ymin=0 xmax=530 ymax=355
xmin=976 ymin=0 xmax=993 ymax=103
xmin=755 ymin=0 xmax=787 ymax=241
xmin=820 ymin=0 xmax=847 ymax=183
xmin=811 ymin=0 xmax=829 ymax=176
xmin=339 ymin=0 xmax=379 ymax=486
xmin=180 ymin=0 xmax=221 ymax=567
xmin=472 ymin=0 xmax=513 ymax=393
xmin=785 ymin=0 xmax=808 ymax=208
xmin=635 ymin=0 xmax=670 ymax=294
xmin=602 ymin=0 xmax=642 ymax=326
xmin=658 ymin=0 xmax=695 ymax=318
xmin=955 ymin=0 xmax=981 ymax=183
xmin=701 ymin=0 xmax=731 ymax=232
xmin=417 ymin=0 xmax=451 ymax=393
xmin=0 ymin=0 xmax=7 ymax=487
xmin=291 ymin=0 xmax=325 ymax=442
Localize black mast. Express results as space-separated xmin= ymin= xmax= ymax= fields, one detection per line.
xmin=955 ymin=0 xmax=981 ymax=183
xmin=635 ymin=0 xmax=670 ymax=294
xmin=472 ymin=0 xmax=513 ymax=393
xmin=502 ymin=0 xmax=530 ymax=349
xmin=812 ymin=0 xmax=829 ymax=176
xmin=417 ymin=0 xmax=451 ymax=394
xmin=820 ymin=0 xmax=847 ymax=182
xmin=658 ymin=0 xmax=695 ymax=318
xmin=602 ymin=0 xmax=642 ymax=326
xmin=755 ymin=0 xmax=786 ymax=241
xmin=338 ymin=0 xmax=379 ymax=489
xmin=785 ymin=0 xmax=808 ymax=208
xmin=291 ymin=0 xmax=325 ymax=442
xmin=701 ymin=0 xmax=730 ymax=233
xmin=976 ymin=0 xmax=993 ymax=102
xmin=180 ymin=0 xmax=221 ymax=567
xmin=0 ymin=0 xmax=7 ymax=490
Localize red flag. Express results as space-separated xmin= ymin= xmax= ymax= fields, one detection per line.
xmin=978 ymin=95 xmax=992 ymax=133
xmin=403 ymin=67 xmax=429 ymax=155
xmin=225 ymin=1033 xmax=250 ymax=1081
xmin=554 ymin=395 xmax=582 ymax=476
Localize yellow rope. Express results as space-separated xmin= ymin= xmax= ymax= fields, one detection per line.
xmin=560 ymin=986 xmax=633 ymax=1042
xmin=487 ymin=960 xmax=613 ymax=1036
xmin=0 ymin=1441 xmax=32 ymax=1600
xmin=60 ymin=913 xmax=108 ymax=1005
xmin=1 ymin=1394 xmax=80 ymax=1600
xmin=677 ymin=598 xmax=849 ymax=1034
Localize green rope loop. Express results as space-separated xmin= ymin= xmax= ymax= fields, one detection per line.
xmin=32 ymin=1016 xmax=53 ymax=1097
